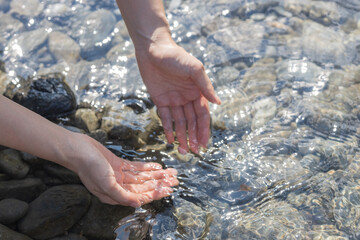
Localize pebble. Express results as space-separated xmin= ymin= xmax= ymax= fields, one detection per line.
xmin=74 ymin=108 xmax=100 ymax=132
xmin=10 ymin=0 xmax=43 ymax=17
xmin=49 ymin=31 xmax=80 ymax=63
xmin=0 ymin=223 xmax=32 ymax=240
xmin=0 ymin=178 xmax=46 ymax=202
xmin=0 ymin=198 xmax=28 ymax=224
xmin=0 ymin=149 xmax=29 ymax=179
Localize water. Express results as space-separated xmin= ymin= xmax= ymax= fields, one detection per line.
xmin=1 ymin=0 xmax=360 ymax=239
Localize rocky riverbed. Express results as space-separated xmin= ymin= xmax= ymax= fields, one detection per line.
xmin=1 ymin=0 xmax=360 ymax=239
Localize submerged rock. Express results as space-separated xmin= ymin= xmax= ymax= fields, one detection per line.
xmin=49 ymin=31 xmax=80 ymax=63
xmin=74 ymin=108 xmax=99 ymax=132
xmin=10 ymin=0 xmax=44 ymax=17
xmin=7 ymin=28 xmax=48 ymax=58
xmin=78 ymin=9 xmax=116 ymax=60
xmin=4 ymin=73 xmax=76 ymax=118
xmin=18 ymin=185 xmax=91 ymax=240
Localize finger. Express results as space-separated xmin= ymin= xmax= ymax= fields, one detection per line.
xmin=123 ymin=177 xmax=179 ymax=193
xmin=171 ymin=106 xmax=188 ymax=154
xmin=194 ymin=96 xmax=210 ymax=148
xmin=103 ymin=181 xmax=141 ymax=208
xmin=190 ymin=60 xmax=221 ymax=105
xmin=95 ymin=194 xmax=119 ymax=205
xmin=137 ymin=187 xmax=174 ymax=205
xmin=121 ymin=160 xmax=163 ymax=171
xmin=122 ymin=168 xmax=178 ymax=184
xmin=158 ymin=106 xmax=175 ymax=144
xmin=184 ymin=101 xmax=199 ymax=154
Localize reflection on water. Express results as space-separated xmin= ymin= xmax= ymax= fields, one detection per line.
xmin=1 ymin=0 xmax=360 ymax=239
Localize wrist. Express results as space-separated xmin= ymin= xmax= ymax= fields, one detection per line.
xmin=132 ymin=26 xmax=173 ymax=52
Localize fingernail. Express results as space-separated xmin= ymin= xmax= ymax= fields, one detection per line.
xmin=178 ymin=147 xmax=187 ymax=155
xmin=215 ymin=95 xmax=222 ymax=105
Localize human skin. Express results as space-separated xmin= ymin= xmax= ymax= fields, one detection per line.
xmin=116 ymin=0 xmax=221 ymax=154
xmin=0 ymin=95 xmax=178 ymax=207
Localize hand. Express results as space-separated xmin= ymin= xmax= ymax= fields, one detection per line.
xmin=135 ymin=40 xmax=221 ymax=154
xmin=68 ymin=134 xmax=178 ymax=207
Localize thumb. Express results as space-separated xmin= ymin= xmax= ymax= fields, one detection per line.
xmin=190 ymin=61 xmax=221 ymax=105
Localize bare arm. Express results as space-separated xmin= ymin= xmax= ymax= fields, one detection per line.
xmin=116 ymin=0 xmax=221 ymax=154
xmin=0 ymin=95 xmax=178 ymax=207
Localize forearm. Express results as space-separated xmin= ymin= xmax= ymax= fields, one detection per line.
xmin=0 ymin=95 xmax=78 ymax=171
xmin=116 ymin=0 xmax=173 ymax=51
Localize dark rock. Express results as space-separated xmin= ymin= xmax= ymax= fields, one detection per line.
xmin=50 ymin=233 xmax=88 ymax=240
xmin=0 ymin=173 xmax=10 ymax=181
xmin=88 ymin=129 xmax=107 ymax=144
xmin=0 ymin=178 xmax=46 ymax=202
xmin=0 ymin=223 xmax=32 ymax=240
xmin=42 ymin=162 xmax=81 ymax=185
xmin=0 ymin=149 xmax=30 ymax=179
xmin=18 ymin=185 xmax=91 ymax=240
xmin=4 ymin=73 xmax=76 ymax=119
xmin=0 ymin=198 xmax=28 ymax=224
xmin=71 ymin=196 xmax=134 ymax=240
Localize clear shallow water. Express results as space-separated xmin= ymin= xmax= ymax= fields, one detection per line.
xmin=1 ymin=0 xmax=360 ymax=239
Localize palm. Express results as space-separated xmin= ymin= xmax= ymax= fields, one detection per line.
xmin=136 ymin=43 xmax=220 ymax=154
xmin=76 ymin=136 xmax=178 ymax=207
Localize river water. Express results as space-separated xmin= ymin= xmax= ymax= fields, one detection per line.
xmin=1 ymin=0 xmax=360 ymax=239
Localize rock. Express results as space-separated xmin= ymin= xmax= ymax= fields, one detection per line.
xmin=4 ymin=73 xmax=76 ymax=119
xmin=0 ymin=178 xmax=46 ymax=202
xmin=101 ymin=103 xmax=160 ymax=148
xmin=42 ymin=162 xmax=81 ymax=185
xmin=0 ymin=13 xmax=24 ymax=38
xmin=0 ymin=223 xmax=32 ymax=240
xmin=7 ymin=28 xmax=48 ymax=58
xmin=10 ymin=0 xmax=43 ymax=17
xmin=106 ymin=42 xmax=135 ymax=63
xmin=0 ymin=0 xmax=10 ymax=12
xmin=44 ymin=3 xmax=71 ymax=17
xmin=71 ymin=196 xmax=134 ymax=240
xmin=301 ymin=20 xmax=356 ymax=66
xmin=0 ymin=149 xmax=30 ymax=179
xmin=0 ymin=198 xmax=28 ymax=224
xmin=88 ymin=129 xmax=107 ymax=144
xmin=0 ymin=69 xmax=7 ymax=95
xmin=74 ymin=108 xmax=100 ymax=132
xmin=78 ymin=9 xmax=116 ymax=60
xmin=251 ymin=97 xmax=277 ymax=130
xmin=49 ymin=32 xmax=80 ymax=63
xmin=0 ymin=173 xmax=10 ymax=181
xmin=18 ymin=185 xmax=91 ymax=240
xmin=213 ymin=66 xmax=240 ymax=88
xmin=207 ymin=22 xmax=265 ymax=65
xmin=50 ymin=233 xmax=88 ymax=240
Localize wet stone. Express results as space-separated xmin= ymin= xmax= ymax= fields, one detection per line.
xmin=0 ymin=223 xmax=32 ymax=240
xmin=49 ymin=31 xmax=80 ymax=63
xmin=78 ymin=9 xmax=116 ymax=60
xmin=174 ymin=200 xmax=209 ymax=239
xmin=0 ymin=13 xmax=24 ymax=38
xmin=0 ymin=178 xmax=46 ymax=202
xmin=74 ymin=108 xmax=100 ymax=132
xmin=7 ymin=28 xmax=48 ymax=58
xmin=88 ymin=129 xmax=107 ymax=144
xmin=71 ymin=196 xmax=134 ymax=240
xmin=50 ymin=233 xmax=88 ymax=240
xmin=4 ymin=73 xmax=76 ymax=119
xmin=42 ymin=162 xmax=82 ymax=185
xmin=0 ymin=149 xmax=30 ymax=179
xmin=18 ymin=185 xmax=91 ymax=240
xmin=10 ymin=0 xmax=43 ymax=17
xmin=0 ymin=198 xmax=28 ymax=224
